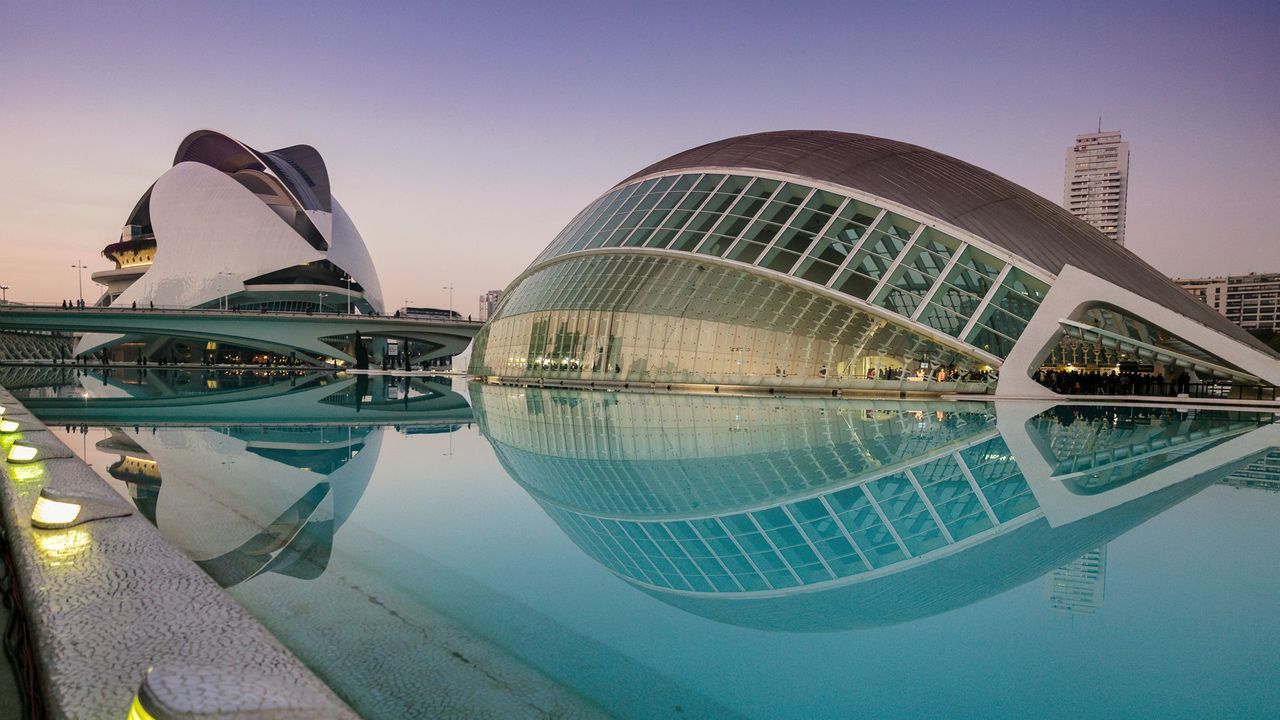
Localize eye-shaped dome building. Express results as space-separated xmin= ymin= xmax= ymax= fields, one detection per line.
xmin=81 ymin=129 xmax=384 ymax=357
xmin=469 ymin=131 xmax=1279 ymax=397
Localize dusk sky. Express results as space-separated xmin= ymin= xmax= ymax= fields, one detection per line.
xmin=2 ymin=1 xmax=1278 ymax=313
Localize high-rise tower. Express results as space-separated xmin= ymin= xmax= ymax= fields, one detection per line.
xmin=1064 ymin=130 xmax=1130 ymax=245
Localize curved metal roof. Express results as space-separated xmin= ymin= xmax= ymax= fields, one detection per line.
xmin=174 ymin=130 xmax=331 ymax=216
xmin=622 ymin=130 xmax=1276 ymax=358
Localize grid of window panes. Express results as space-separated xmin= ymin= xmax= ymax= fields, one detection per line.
xmin=1028 ymin=407 xmax=1271 ymax=479
xmin=474 ymin=385 xmax=1000 ymax=518
xmin=527 ymin=172 xmax=1052 ymax=359
xmin=472 ymin=253 xmax=987 ymax=384
xmin=542 ymin=436 xmax=1040 ymax=594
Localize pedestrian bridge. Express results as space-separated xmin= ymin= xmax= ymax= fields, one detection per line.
xmin=0 ymin=305 xmax=482 ymax=366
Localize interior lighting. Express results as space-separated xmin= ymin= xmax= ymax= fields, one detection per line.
xmin=0 ymin=419 xmax=19 ymax=433
xmin=7 ymin=442 xmax=38 ymax=463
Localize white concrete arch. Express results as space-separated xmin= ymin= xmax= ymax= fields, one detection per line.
xmin=996 ymin=265 xmax=1280 ymax=398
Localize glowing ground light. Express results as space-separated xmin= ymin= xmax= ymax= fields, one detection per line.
xmin=0 ymin=419 xmax=18 ymax=433
xmin=7 ymin=442 xmax=38 ymax=463
xmin=30 ymin=495 xmax=81 ymax=527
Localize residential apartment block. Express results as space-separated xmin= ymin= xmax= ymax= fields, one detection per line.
xmin=1176 ymin=273 xmax=1280 ymax=331
xmin=1064 ymin=131 xmax=1130 ymax=245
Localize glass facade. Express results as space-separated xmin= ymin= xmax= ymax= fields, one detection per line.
xmin=525 ymin=172 xmax=1051 ymax=361
xmin=1042 ymin=304 xmax=1250 ymax=375
xmin=471 ymin=253 xmax=994 ymax=390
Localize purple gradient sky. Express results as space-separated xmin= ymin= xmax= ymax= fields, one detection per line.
xmin=2 ymin=1 xmax=1278 ymax=312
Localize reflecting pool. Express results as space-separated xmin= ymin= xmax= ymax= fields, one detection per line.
xmin=10 ymin=368 xmax=1280 ymax=719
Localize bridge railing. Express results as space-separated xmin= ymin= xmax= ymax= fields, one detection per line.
xmin=0 ymin=302 xmax=483 ymax=325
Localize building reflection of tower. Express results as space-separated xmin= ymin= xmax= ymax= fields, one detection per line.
xmin=473 ymin=385 xmax=1276 ymax=630
xmin=1218 ymin=449 xmax=1280 ymax=492
xmin=1046 ymin=546 xmax=1106 ymax=615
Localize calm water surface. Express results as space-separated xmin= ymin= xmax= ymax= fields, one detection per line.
xmin=9 ymin=368 xmax=1280 ymax=719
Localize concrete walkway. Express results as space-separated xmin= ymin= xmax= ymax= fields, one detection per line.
xmin=0 ymin=386 xmax=357 ymax=719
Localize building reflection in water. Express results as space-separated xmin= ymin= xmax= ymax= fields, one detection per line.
xmin=1219 ymin=449 xmax=1280 ymax=492
xmin=1045 ymin=546 xmax=1106 ymax=615
xmin=103 ymin=423 xmax=379 ymax=586
xmin=472 ymin=384 xmax=1277 ymax=630
xmin=16 ymin=368 xmax=472 ymax=588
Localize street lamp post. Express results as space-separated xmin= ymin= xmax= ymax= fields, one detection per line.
xmin=319 ymin=292 xmax=327 ymax=313
xmin=71 ymin=261 xmax=87 ymax=304
xmin=442 ymin=284 xmax=454 ymax=317
xmin=217 ymin=271 xmax=234 ymax=310
xmin=344 ymin=275 xmax=352 ymax=314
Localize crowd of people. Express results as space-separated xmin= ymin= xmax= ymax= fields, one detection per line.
xmin=861 ymin=365 xmax=993 ymax=383
xmin=1033 ymin=367 xmax=1193 ymax=396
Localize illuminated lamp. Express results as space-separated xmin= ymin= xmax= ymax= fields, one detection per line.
xmin=30 ymin=486 xmax=132 ymax=530
xmin=131 ymin=664 xmax=338 ymax=719
xmin=127 ymin=694 xmax=156 ymax=720
xmin=31 ymin=494 xmax=81 ymax=527
xmin=7 ymin=441 xmax=39 ymax=463
xmin=5 ymin=438 xmax=74 ymax=464
xmin=0 ymin=419 xmax=19 ymax=433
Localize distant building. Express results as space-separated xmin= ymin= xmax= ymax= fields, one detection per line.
xmin=1175 ymin=273 xmax=1280 ymax=331
xmin=1064 ymin=130 xmax=1130 ymax=246
xmin=1046 ymin=546 xmax=1107 ymax=615
xmin=78 ymin=129 xmax=385 ymax=364
xmin=87 ymin=129 xmax=383 ymax=316
xmin=478 ymin=290 xmax=503 ymax=322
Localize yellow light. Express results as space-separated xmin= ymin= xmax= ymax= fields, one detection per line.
xmin=34 ymin=528 xmax=91 ymax=565
xmin=0 ymin=419 xmax=18 ymax=433
xmin=31 ymin=496 xmax=81 ymax=527
xmin=0 ymin=406 xmax=5 ymax=416
xmin=7 ymin=464 xmax=44 ymax=483
xmin=7 ymin=443 xmax=38 ymax=463
xmin=127 ymin=694 xmax=157 ymax=720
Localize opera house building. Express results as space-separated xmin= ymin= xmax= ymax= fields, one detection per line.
xmin=79 ymin=129 xmax=384 ymax=359
xmin=469 ymin=131 xmax=1279 ymax=397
